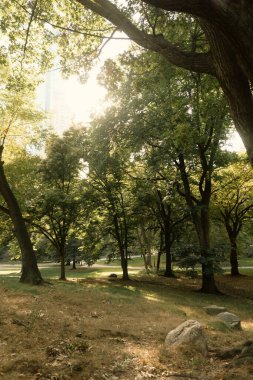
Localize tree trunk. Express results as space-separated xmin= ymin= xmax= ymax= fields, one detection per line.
xmin=163 ymin=221 xmax=174 ymax=277
xmin=198 ymin=207 xmax=219 ymax=293
xmin=164 ymin=233 xmax=174 ymax=277
xmin=230 ymin=240 xmax=240 ymax=276
xmin=156 ymin=231 xmax=164 ymax=273
xmin=201 ymin=21 xmax=253 ymax=164
xmin=177 ymin=154 xmax=219 ymax=293
xmin=121 ymin=253 xmax=129 ymax=280
xmin=59 ymin=248 xmax=66 ymax=280
xmin=0 ymin=159 xmax=43 ymax=285
xmin=142 ymin=251 xmax=149 ymax=272
xmin=146 ymin=252 xmax=152 ymax=267
xmin=72 ymin=255 xmax=76 ymax=270
xmin=201 ymin=263 xmax=218 ymax=293
xmin=113 ymin=214 xmax=129 ymax=280
xmin=156 ymin=251 xmax=162 ymax=273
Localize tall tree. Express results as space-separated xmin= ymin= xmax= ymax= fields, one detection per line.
xmin=0 ymin=78 xmax=44 ymax=284
xmin=86 ymin=116 xmax=133 ymax=280
xmin=72 ymin=1 xmax=253 ymax=163
xmin=29 ymin=127 xmax=86 ymax=280
xmin=98 ymin=48 xmax=230 ymax=292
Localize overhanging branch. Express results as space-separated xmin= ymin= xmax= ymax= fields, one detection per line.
xmin=76 ymin=0 xmax=215 ymax=75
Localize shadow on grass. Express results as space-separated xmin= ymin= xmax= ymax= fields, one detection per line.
xmin=1 ymin=266 xmax=253 ymax=320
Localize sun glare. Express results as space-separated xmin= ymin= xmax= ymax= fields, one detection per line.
xmin=37 ymin=32 xmax=130 ymax=134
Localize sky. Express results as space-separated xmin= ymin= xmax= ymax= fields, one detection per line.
xmin=37 ymin=33 xmax=130 ymax=134
xmin=37 ymin=33 xmax=245 ymax=153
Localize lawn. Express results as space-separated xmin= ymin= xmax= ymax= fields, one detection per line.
xmin=0 ymin=263 xmax=253 ymax=379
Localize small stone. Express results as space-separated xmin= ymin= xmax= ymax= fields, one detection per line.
xmin=165 ymin=320 xmax=208 ymax=356
xmin=203 ymin=305 xmax=227 ymax=315
xmin=217 ymin=312 xmax=241 ymax=330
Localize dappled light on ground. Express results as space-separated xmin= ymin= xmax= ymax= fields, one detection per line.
xmin=242 ymin=320 xmax=253 ymax=332
xmin=140 ymin=289 xmax=163 ymax=303
xmin=0 ymin=268 xmax=253 ymax=378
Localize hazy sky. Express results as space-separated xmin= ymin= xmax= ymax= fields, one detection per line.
xmin=37 ymin=33 xmax=130 ymax=133
xmin=37 ymin=34 xmax=245 ymax=153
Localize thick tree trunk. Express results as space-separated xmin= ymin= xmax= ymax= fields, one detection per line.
xmin=201 ymin=21 xmax=253 ymax=164
xmin=0 ymin=159 xmax=43 ymax=285
xmin=201 ymin=263 xmax=218 ymax=294
xmin=193 ymin=214 xmax=218 ymax=293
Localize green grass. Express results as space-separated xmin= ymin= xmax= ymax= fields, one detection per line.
xmin=98 ymin=257 xmax=146 ymax=267
xmin=38 ymin=265 xmax=141 ymax=280
xmin=0 ymin=276 xmax=41 ymax=295
xmin=1 ymin=266 xmax=253 ymax=324
xmin=1 ymin=266 xmax=253 ymax=380
xmin=238 ymin=257 xmax=253 ymax=266
xmin=0 ymin=263 xmax=142 ymax=284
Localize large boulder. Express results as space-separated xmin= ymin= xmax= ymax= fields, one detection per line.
xmin=165 ymin=320 xmax=208 ymax=356
xmin=216 ymin=312 xmax=241 ymax=330
xmin=203 ymin=305 xmax=227 ymax=316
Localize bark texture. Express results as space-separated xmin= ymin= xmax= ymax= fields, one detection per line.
xmin=0 ymin=157 xmax=43 ymax=284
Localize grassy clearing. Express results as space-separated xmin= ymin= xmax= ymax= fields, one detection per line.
xmin=0 ymin=266 xmax=253 ymax=379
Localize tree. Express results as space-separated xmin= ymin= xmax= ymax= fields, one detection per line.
xmin=131 ymin=156 xmax=187 ymax=277
xmin=97 ymin=48 xmax=230 ymax=292
xmin=86 ymin=116 xmax=134 ymax=280
xmin=6 ymin=1 xmax=253 ymax=161
xmin=0 ymin=75 xmax=44 ymax=284
xmin=214 ymin=161 xmax=253 ymax=276
xmin=29 ymin=127 xmax=86 ymax=280
xmin=73 ymin=1 xmax=253 ymax=164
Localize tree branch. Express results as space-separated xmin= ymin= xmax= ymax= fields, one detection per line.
xmin=141 ymin=0 xmax=210 ymax=17
xmin=21 ymin=0 xmax=38 ymax=68
xmin=76 ymin=0 xmax=215 ymax=75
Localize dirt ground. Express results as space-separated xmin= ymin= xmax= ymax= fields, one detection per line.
xmin=0 ymin=274 xmax=253 ymax=380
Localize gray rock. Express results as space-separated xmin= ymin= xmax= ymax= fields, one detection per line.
xmin=218 ymin=340 xmax=253 ymax=360
xmin=165 ymin=320 xmax=208 ymax=356
xmin=203 ymin=305 xmax=227 ymax=316
xmin=217 ymin=312 xmax=241 ymax=330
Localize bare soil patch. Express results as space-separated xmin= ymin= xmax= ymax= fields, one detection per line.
xmin=0 ymin=275 xmax=253 ymax=379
